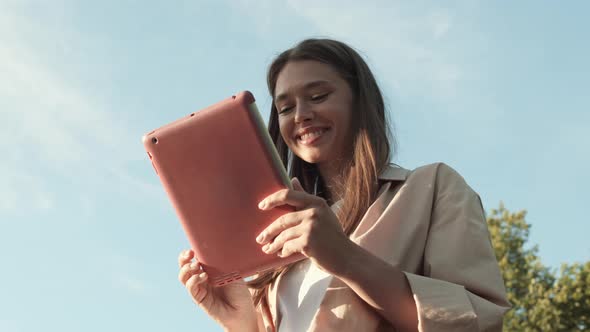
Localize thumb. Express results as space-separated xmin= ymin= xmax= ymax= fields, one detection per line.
xmin=291 ymin=177 xmax=305 ymax=192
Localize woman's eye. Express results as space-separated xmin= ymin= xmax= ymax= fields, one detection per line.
xmin=279 ymin=106 xmax=293 ymax=114
xmin=311 ymin=93 xmax=329 ymax=102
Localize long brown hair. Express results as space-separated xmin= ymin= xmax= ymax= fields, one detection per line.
xmin=247 ymin=38 xmax=395 ymax=311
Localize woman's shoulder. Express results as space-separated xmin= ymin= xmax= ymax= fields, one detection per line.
xmin=383 ymin=162 xmax=473 ymax=192
xmin=382 ymin=163 xmax=483 ymax=218
xmin=413 ymin=162 xmax=465 ymax=179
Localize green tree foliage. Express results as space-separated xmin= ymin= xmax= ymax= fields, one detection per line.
xmin=487 ymin=203 xmax=590 ymax=331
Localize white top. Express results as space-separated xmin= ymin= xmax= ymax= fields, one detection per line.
xmin=277 ymin=258 xmax=333 ymax=332
xmin=277 ymin=200 xmax=342 ymax=332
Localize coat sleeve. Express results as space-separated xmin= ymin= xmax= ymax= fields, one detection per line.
xmin=402 ymin=163 xmax=511 ymax=332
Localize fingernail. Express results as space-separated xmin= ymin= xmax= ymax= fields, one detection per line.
xmin=198 ymin=272 xmax=207 ymax=279
xmin=190 ymin=262 xmax=198 ymax=269
xmin=183 ymin=250 xmax=191 ymax=257
xmin=256 ymin=233 xmax=264 ymax=243
xmin=262 ymin=243 xmax=270 ymax=252
xmin=258 ymin=200 xmax=266 ymax=209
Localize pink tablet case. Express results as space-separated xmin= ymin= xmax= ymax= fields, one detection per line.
xmin=143 ymin=91 xmax=304 ymax=286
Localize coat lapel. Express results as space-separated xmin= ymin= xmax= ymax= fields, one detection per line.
xmin=305 ymin=165 xmax=409 ymax=330
xmin=267 ymin=164 xmax=410 ymax=330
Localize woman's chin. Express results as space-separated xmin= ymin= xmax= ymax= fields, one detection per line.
xmin=293 ymin=151 xmax=320 ymax=164
xmin=298 ymin=153 xmax=329 ymax=165
xmin=292 ymin=145 xmax=337 ymax=165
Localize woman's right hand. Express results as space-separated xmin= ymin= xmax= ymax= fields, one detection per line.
xmin=178 ymin=249 xmax=258 ymax=330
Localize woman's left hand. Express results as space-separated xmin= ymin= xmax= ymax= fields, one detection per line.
xmin=255 ymin=177 xmax=353 ymax=274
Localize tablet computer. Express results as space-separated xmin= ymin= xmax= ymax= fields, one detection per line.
xmin=143 ymin=91 xmax=304 ymax=286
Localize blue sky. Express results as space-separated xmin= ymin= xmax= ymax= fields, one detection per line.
xmin=1 ymin=1 xmax=588 ymax=331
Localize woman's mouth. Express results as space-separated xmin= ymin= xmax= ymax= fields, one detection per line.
xmin=297 ymin=128 xmax=330 ymax=145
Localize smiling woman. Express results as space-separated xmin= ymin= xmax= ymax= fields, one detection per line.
xmin=274 ymin=61 xmax=354 ymax=188
xmin=177 ymin=38 xmax=511 ymax=332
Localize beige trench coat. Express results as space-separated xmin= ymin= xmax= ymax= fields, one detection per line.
xmin=259 ymin=162 xmax=511 ymax=332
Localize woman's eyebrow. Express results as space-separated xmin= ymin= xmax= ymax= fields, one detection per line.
xmin=275 ymin=80 xmax=332 ymax=104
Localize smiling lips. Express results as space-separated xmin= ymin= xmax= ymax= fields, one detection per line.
xmin=297 ymin=127 xmax=330 ymax=145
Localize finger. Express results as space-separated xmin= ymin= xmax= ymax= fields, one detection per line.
xmin=258 ymin=188 xmax=318 ymax=211
xmin=279 ymin=236 xmax=310 ymax=258
xmin=291 ymin=177 xmax=305 ymax=192
xmin=178 ymin=249 xmax=194 ymax=268
xmin=256 ymin=210 xmax=306 ymax=244
xmin=262 ymin=226 xmax=302 ymax=255
xmin=179 ymin=261 xmax=201 ymax=285
xmin=178 ymin=261 xmax=202 ymax=285
xmin=186 ymin=272 xmax=209 ymax=303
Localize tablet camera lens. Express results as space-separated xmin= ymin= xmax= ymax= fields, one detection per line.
xmin=152 ymin=137 xmax=158 ymax=144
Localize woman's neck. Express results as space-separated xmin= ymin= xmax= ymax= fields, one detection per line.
xmin=317 ymin=160 xmax=345 ymax=205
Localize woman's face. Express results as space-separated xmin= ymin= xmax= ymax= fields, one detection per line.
xmin=274 ymin=60 xmax=354 ymax=166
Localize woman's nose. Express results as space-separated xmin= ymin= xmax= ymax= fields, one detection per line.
xmin=294 ymin=103 xmax=314 ymax=123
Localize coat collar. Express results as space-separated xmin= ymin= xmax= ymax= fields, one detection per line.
xmin=378 ymin=163 xmax=410 ymax=182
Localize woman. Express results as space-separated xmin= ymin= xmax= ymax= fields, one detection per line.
xmin=178 ymin=38 xmax=511 ymax=332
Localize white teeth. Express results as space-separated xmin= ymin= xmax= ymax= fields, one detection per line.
xmin=300 ymin=129 xmax=326 ymax=141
